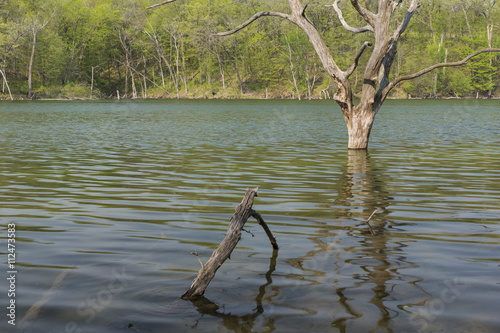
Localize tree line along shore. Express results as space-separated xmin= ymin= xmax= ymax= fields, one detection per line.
xmin=1 ymin=0 xmax=499 ymax=101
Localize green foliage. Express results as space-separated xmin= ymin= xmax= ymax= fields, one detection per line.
xmin=0 ymin=0 xmax=499 ymax=99
xmin=444 ymin=69 xmax=473 ymax=97
xmin=36 ymin=82 xmax=96 ymax=99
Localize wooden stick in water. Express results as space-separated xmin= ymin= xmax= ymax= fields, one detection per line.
xmin=181 ymin=187 xmax=278 ymax=300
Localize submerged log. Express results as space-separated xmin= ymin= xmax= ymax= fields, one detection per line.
xmin=181 ymin=187 xmax=278 ymax=300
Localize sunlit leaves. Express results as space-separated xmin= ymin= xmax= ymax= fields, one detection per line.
xmin=0 ymin=0 xmax=499 ymax=98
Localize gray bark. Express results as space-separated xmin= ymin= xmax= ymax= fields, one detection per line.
xmin=149 ymin=0 xmax=500 ymax=150
xmin=181 ymin=188 xmax=278 ymax=300
xmin=0 ymin=68 xmax=13 ymax=100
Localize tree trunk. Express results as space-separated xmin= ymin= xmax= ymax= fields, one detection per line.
xmin=148 ymin=0 xmax=500 ymax=150
xmin=143 ymin=55 xmax=147 ymax=98
xmin=90 ymin=66 xmax=94 ymax=100
xmin=433 ymin=33 xmax=444 ymax=98
xmin=461 ymin=3 xmax=473 ymax=39
xmin=124 ymin=66 xmax=129 ymax=97
xmin=174 ymin=36 xmax=181 ymax=94
xmin=158 ymin=56 xmax=165 ymax=89
xmin=233 ymin=60 xmax=244 ymax=94
xmin=28 ymin=29 xmax=37 ymax=99
xmin=131 ymin=71 xmax=137 ymax=99
xmin=284 ymin=35 xmax=301 ymax=100
xmin=181 ymin=36 xmax=188 ymax=94
xmin=160 ymin=52 xmax=179 ymax=98
xmin=346 ymin=104 xmax=375 ymax=150
xmin=0 ymin=69 xmax=13 ymax=100
xmin=487 ymin=24 xmax=493 ymax=98
xmin=215 ymin=52 xmax=226 ymax=90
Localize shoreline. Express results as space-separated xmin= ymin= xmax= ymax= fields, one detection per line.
xmin=2 ymin=95 xmax=499 ymax=102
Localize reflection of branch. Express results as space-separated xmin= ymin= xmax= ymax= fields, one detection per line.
xmin=190 ymin=249 xmax=278 ymax=329
xmin=20 ymin=270 xmax=70 ymax=330
xmin=327 ymin=0 xmax=373 ymax=33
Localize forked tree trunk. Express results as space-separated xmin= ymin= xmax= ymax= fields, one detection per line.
xmin=148 ymin=0 xmax=500 ymax=150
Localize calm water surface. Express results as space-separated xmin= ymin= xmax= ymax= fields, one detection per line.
xmin=0 ymin=99 xmax=499 ymax=332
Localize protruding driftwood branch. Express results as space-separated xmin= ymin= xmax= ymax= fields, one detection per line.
xmin=251 ymin=210 xmax=279 ymax=250
xmin=363 ymin=209 xmax=378 ymax=236
xmin=182 ymin=187 xmax=278 ymax=300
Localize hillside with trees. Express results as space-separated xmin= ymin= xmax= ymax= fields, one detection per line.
xmin=1 ymin=0 xmax=499 ymax=100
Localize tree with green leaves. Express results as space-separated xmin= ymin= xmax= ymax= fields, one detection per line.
xmin=149 ymin=0 xmax=500 ymax=149
xmin=21 ymin=0 xmax=57 ymax=98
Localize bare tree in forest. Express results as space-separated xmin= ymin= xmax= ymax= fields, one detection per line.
xmin=149 ymin=0 xmax=500 ymax=149
xmin=27 ymin=8 xmax=55 ymax=99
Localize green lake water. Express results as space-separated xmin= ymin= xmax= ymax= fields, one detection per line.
xmin=0 ymin=99 xmax=499 ymax=332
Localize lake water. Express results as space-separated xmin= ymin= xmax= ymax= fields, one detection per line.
xmin=0 ymin=99 xmax=499 ymax=333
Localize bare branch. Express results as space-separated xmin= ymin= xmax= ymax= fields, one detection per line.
xmin=373 ymin=0 xmax=421 ymax=111
xmin=32 ymin=8 xmax=57 ymax=33
xmin=146 ymin=0 xmax=177 ymax=9
xmin=116 ymin=58 xmax=172 ymax=96
xmin=215 ymin=11 xmax=292 ymax=36
xmin=212 ymin=0 xmax=347 ymax=105
xmin=286 ymin=0 xmax=347 ymax=95
xmin=392 ymin=0 xmax=421 ymax=40
xmin=191 ymin=250 xmax=204 ymax=268
xmin=365 ymin=209 xmax=379 ymax=223
xmin=182 ymin=188 xmax=261 ymax=300
xmin=384 ymin=48 xmax=500 ymax=98
xmin=363 ymin=209 xmax=378 ymax=236
xmin=350 ymin=0 xmax=376 ymax=27
xmin=0 ymin=69 xmax=13 ymax=100
xmin=384 ymin=0 xmax=403 ymax=14
xmin=327 ymin=0 xmax=374 ymax=33
xmin=345 ymin=41 xmax=372 ymax=78
xmin=251 ymin=210 xmax=279 ymax=250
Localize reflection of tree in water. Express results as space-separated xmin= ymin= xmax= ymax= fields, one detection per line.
xmin=289 ymin=150 xmax=420 ymax=332
xmin=157 ymin=151 xmax=425 ymax=333
xmin=117 ymin=250 xmax=283 ymax=333
xmin=190 ymin=249 xmax=280 ymax=332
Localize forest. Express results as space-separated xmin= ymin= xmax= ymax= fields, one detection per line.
xmin=0 ymin=0 xmax=499 ymax=100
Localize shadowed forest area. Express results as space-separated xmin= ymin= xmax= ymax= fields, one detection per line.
xmin=1 ymin=0 xmax=499 ymax=100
